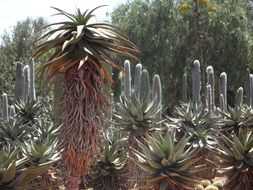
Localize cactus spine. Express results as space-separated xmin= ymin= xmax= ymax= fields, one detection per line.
xmin=235 ymin=87 xmax=243 ymax=107
xmin=219 ymin=72 xmax=227 ymax=111
xmin=29 ymin=58 xmax=36 ymax=102
xmin=14 ymin=62 xmax=23 ymax=102
xmin=124 ymin=60 xmax=131 ymax=98
xmin=192 ymin=60 xmax=201 ymax=105
xmin=182 ymin=73 xmax=188 ymax=102
xmin=2 ymin=93 xmax=9 ymax=121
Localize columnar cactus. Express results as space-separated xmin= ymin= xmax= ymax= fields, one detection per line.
xmin=14 ymin=62 xmax=23 ymax=102
xmin=9 ymin=105 xmax=16 ymax=118
xmin=235 ymin=87 xmax=243 ymax=107
xmin=219 ymin=72 xmax=227 ymax=111
xmin=206 ymin=66 xmax=215 ymax=110
xmin=29 ymin=58 xmax=36 ymax=102
xmin=182 ymin=73 xmax=188 ymax=102
xmin=152 ymin=74 xmax=162 ymax=105
xmin=2 ymin=93 xmax=9 ymax=121
xmin=245 ymin=68 xmax=250 ymax=106
xmin=205 ymin=84 xmax=212 ymax=112
xmin=219 ymin=94 xmax=225 ymax=112
xmin=124 ymin=60 xmax=131 ymax=98
xmin=23 ymin=65 xmax=30 ymax=103
xmin=192 ymin=60 xmax=201 ymax=104
xmin=134 ymin=63 xmax=142 ymax=96
xmin=140 ymin=69 xmax=150 ymax=100
xmin=250 ymin=74 xmax=253 ymax=108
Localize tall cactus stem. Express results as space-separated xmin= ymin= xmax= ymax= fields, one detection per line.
xmin=235 ymin=87 xmax=243 ymax=107
xmin=182 ymin=73 xmax=188 ymax=103
xmin=29 ymin=58 xmax=36 ymax=102
xmin=219 ymin=72 xmax=227 ymax=111
xmin=134 ymin=63 xmax=142 ymax=96
xmin=192 ymin=60 xmax=201 ymax=105
xmin=23 ymin=65 xmax=30 ymax=103
xmin=140 ymin=69 xmax=150 ymax=100
xmin=124 ymin=60 xmax=131 ymax=98
xmin=152 ymin=74 xmax=162 ymax=105
xmin=219 ymin=94 xmax=225 ymax=112
xmin=245 ymin=68 xmax=251 ymax=106
xmin=2 ymin=93 xmax=9 ymax=121
xmin=206 ymin=66 xmax=215 ymax=110
xmin=14 ymin=62 xmax=23 ymax=102
xmin=9 ymin=105 xmax=16 ymax=118
xmin=205 ymin=84 xmax=212 ymax=112
xmin=250 ymin=74 xmax=253 ymax=108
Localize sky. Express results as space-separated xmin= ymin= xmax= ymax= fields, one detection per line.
xmin=0 ymin=0 xmax=125 ymax=36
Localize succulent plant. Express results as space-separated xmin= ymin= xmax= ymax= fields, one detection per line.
xmin=131 ymin=131 xmax=204 ymax=190
xmin=212 ymin=128 xmax=253 ymax=190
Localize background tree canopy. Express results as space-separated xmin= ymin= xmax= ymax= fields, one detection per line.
xmin=0 ymin=17 xmax=51 ymax=102
xmin=111 ymin=0 xmax=253 ymax=106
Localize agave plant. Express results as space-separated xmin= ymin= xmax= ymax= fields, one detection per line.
xmin=169 ymin=102 xmax=220 ymax=179
xmin=32 ymin=6 xmax=139 ymax=189
xmin=131 ymin=131 xmax=204 ymax=190
xmin=0 ymin=119 xmax=30 ymax=144
xmin=14 ymin=100 xmax=44 ymax=125
xmin=85 ymin=128 xmax=128 ymax=190
xmin=0 ymin=144 xmax=56 ymax=190
xmin=212 ymin=128 xmax=253 ymax=190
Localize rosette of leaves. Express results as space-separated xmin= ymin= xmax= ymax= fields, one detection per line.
xmin=131 ymin=131 xmax=204 ymax=190
xmin=0 ymin=144 xmax=56 ymax=190
xmin=212 ymin=128 xmax=253 ymax=190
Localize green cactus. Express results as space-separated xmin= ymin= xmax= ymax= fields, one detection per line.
xmin=29 ymin=58 xmax=36 ymax=102
xmin=2 ymin=93 xmax=9 ymax=121
xmin=14 ymin=62 xmax=23 ymax=102
xmin=152 ymin=74 xmax=162 ymax=105
xmin=134 ymin=63 xmax=142 ymax=96
xmin=219 ymin=72 xmax=227 ymax=111
xmin=23 ymin=65 xmax=30 ymax=103
xmin=182 ymin=73 xmax=188 ymax=102
xmin=245 ymin=68 xmax=250 ymax=106
xmin=9 ymin=105 xmax=16 ymax=118
xmin=235 ymin=87 xmax=243 ymax=107
xmin=250 ymin=74 xmax=253 ymax=107
xmin=140 ymin=69 xmax=150 ymax=100
xmin=206 ymin=66 xmax=215 ymax=110
xmin=124 ymin=60 xmax=131 ymax=98
xmin=205 ymin=84 xmax=212 ymax=112
xmin=219 ymin=94 xmax=225 ymax=112
xmin=192 ymin=60 xmax=201 ymax=105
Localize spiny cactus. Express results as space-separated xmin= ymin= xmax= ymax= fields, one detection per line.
xmin=152 ymin=74 xmax=162 ymax=105
xmin=140 ymin=69 xmax=150 ymax=100
xmin=205 ymin=84 xmax=212 ymax=112
xmin=206 ymin=66 xmax=215 ymax=110
xmin=124 ymin=60 xmax=131 ymax=98
xmin=2 ymin=93 xmax=9 ymax=121
xmin=245 ymin=68 xmax=250 ymax=106
xmin=192 ymin=60 xmax=201 ymax=104
xmin=134 ymin=63 xmax=142 ymax=96
xmin=219 ymin=94 xmax=225 ymax=112
xmin=23 ymin=65 xmax=30 ymax=103
xmin=235 ymin=87 xmax=243 ymax=107
xmin=182 ymin=73 xmax=188 ymax=102
xmin=250 ymin=74 xmax=253 ymax=107
xmin=29 ymin=58 xmax=36 ymax=102
xmin=14 ymin=62 xmax=23 ymax=102
xmin=219 ymin=72 xmax=227 ymax=111
xmin=9 ymin=105 xmax=16 ymax=118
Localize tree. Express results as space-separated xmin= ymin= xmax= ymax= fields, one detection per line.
xmin=111 ymin=0 xmax=253 ymax=105
xmin=0 ymin=17 xmax=51 ymax=103
xmin=32 ymin=6 xmax=139 ymax=189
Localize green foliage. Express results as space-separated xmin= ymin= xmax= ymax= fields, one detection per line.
xmin=111 ymin=0 xmax=253 ymax=105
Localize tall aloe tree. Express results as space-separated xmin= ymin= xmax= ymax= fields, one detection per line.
xmin=32 ymin=6 xmax=139 ymax=189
